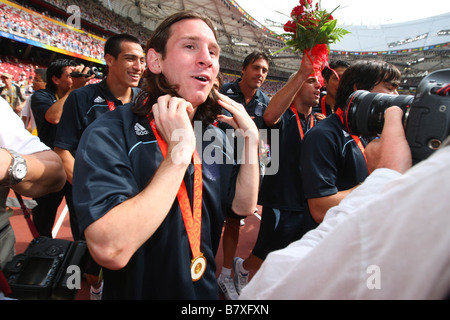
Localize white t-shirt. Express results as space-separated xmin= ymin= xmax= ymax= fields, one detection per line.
xmin=241 ymin=140 xmax=450 ymax=300
xmin=0 ymin=96 xmax=48 ymax=154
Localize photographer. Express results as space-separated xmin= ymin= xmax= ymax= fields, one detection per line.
xmin=1 ymin=97 xmax=66 ymax=298
xmin=300 ymin=60 xmax=401 ymax=223
xmin=241 ymin=106 xmax=450 ymax=299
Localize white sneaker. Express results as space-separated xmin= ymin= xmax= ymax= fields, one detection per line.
xmin=217 ymin=274 xmax=239 ymax=300
xmin=90 ymin=281 xmax=103 ymax=300
xmin=233 ymin=257 xmax=249 ymax=295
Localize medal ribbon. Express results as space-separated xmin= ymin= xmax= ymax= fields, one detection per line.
xmin=147 ymin=116 xmax=203 ymax=261
xmin=107 ymin=100 xmax=116 ymax=111
xmin=336 ymin=108 xmax=367 ymax=164
xmin=290 ymin=105 xmax=314 ymax=140
xmin=321 ymin=95 xmax=327 ymax=115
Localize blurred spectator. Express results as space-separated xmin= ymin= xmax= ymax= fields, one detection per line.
xmin=0 ymin=72 xmax=26 ymax=116
xmin=22 ymin=68 xmax=47 ymax=134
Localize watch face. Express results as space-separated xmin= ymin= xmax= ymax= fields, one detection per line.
xmin=13 ymin=163 xmax=27 ymax=180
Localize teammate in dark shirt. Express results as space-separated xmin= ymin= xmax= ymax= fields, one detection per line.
xmin=54 ymin=33 xmax=145 ymax=299
xmin=220 ymin=52 xmax=270 ymax=128
xmin=72 ymin=11 xmax=259 ymax=299
xmin=55 ymin=34 xmax=144 ymax=184
xmin=313 ymin=60 xmax=350 ymax=120
xmin=301 ymin=60 xmax=402 ymax=224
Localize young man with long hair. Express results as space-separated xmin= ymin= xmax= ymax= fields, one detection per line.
xmin=72 ymin=11 xmax=259 ymax=299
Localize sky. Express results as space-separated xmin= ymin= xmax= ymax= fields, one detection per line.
xmin=237 ymin=0 xmax=449 ymax=32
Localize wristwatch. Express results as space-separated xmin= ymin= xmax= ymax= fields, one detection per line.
xmin=1 ymin=148 xmax=27 ymax=185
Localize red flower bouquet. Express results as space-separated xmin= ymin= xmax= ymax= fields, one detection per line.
xmin=279 ymin=0 xmax=349 ymax=85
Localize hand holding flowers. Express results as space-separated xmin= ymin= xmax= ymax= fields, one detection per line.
xmin=279 ymin=0 xmax=349 ymax=85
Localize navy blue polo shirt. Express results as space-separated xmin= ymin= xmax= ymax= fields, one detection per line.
xmin=258 ymin=108 xmax=317 ymax=211
xmin=312 ymin=94 xmax=333 ymax=117
xmin=30 ymin=88 xmax=58 ymax=148
xmin=300 ymin=113 xmax=369 ymax=200
xmin=54 ymin=79 xmax=140 ymax=155
xmin=220 ymin=79 xmax=269 ymax=129
xmin=73 ymin=104 xmax=239 ymax=299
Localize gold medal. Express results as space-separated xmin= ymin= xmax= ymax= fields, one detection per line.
xmin=191 ymin=254 xmax=207 ymax=282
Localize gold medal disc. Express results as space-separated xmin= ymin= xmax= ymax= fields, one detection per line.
xmin=191 ymin=254 xmax=207 ymax=282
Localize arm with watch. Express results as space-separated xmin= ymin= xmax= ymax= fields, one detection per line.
xmin=1 ymin=99 xmax=66 ymax=198
xmin=0 ymin=147 xmax=66 ymax=198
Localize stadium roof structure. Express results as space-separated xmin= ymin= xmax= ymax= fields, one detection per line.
xmin=105 ymin=0 xmax=449 ymax=77
xmin=331 ymin=13 xmax=450 ymax=76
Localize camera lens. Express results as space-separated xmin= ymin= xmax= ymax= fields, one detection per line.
xmin=343 ymin=90 xmax=414 ymax=136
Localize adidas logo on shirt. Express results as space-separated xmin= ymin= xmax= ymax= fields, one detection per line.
xmin=134 ymin=123 xmax=149 ymax=136
xmin=94 ymin=96 xmax=105 ymax=103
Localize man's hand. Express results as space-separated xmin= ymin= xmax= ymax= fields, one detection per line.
xmin=365 ymin=106 xmax=412 ymax=173
xmin=216 ymin=91 xmax=258 ymax=138
xmin=71 ymin=64 xmax=95 ymax=89
xmin=216 ymin=91 xmax=260 ymax=217
xmin=314 ymin=112 xmax=326 ymax=121
xmin=152 ymin=95 xmax=196 ymax=165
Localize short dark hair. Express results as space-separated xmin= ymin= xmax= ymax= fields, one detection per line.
xmin=104 ymin=33 xmax=141 ymax=59
xmin=133 ymin=11 xmax=221 ymax=125
xmin=46 ymin=58 xmax=76 ymax=92
xmin=335 ymin=60 xmax=401 ymax=111
xmin=242 ymin=51 xmax=270 ymax=73
xmin=34 ymin=68 xmax=47 ymax=83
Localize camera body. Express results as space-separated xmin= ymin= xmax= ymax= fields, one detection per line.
xmin=3 ymin=236 xmax=87 ymax=299
xmin=70 ymin=66 xmax=104 ymax=79
xmin=343 ymin=68 xmax=450 ymax=163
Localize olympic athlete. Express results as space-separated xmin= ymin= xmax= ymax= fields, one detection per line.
xmin=54 ymin=33 xmax=145 ymax=299
xmin=233 ymin=60 xmax=322 ymax=294
xmin=72 ymin=11 xmax=259 ymax=299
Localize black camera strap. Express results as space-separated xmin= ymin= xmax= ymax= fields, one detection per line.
xmin=14 ymin=191 xmax=39 ymax=238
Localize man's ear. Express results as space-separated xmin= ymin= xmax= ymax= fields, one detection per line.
xmin=52 ymin=75 xmax=60 ymax=86
xmin=146 ymin=48 xmax=162 ymax=74
xmin=104 ymin=53 xmax=114 ymax=67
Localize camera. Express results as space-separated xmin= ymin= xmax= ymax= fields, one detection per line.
xmin=70 ymin=66 xmax=104 ymax=79
xmin=2 ymin=236 xmax=87 ymax=299
xmin=343 ymin=68 xmax=450 ymax=163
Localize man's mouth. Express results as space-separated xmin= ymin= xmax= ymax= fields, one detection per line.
xmin=194 ymin=75 xmax=209 ymax=82
xmin=129 ymin=73 xmax=141 ymax=80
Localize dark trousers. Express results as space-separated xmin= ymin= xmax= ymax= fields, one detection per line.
xmin=32 ymin=181 xmax=80 ymax=240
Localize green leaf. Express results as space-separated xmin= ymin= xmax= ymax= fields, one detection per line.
xmin=325 ymin=19 xmax=337 ymax=31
